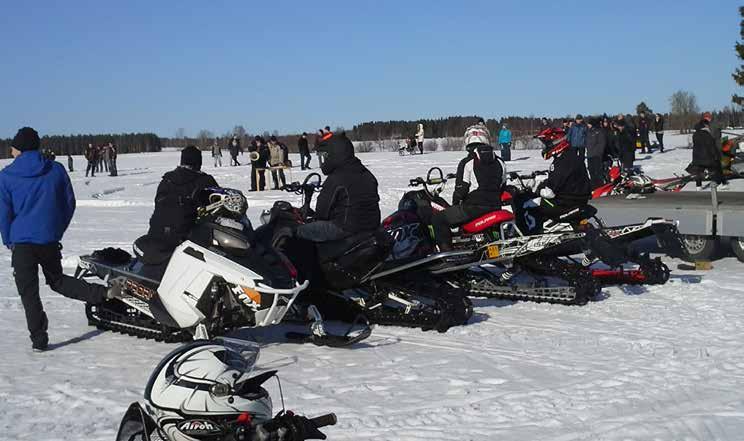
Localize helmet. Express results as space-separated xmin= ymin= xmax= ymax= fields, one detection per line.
xmin=137 ymin=339 xmax=273 ymax=441
xmin=536 ymin=127 xmax=570 ymax=159
xmin=200 ymin=188 xmax=248 ymax=219
xmin=463 ymin=123 xmax=491 ymax=149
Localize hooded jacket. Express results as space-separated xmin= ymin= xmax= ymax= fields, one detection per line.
xmin=690 ymin=121 xmax=720 ymax=168
xmin=0 ymin=150 xmax=76 ymax=246
xmin=316 ymin=134 xmax=380 ymax=234
xmin=148 ymin=166 xmax=218 ymax=246
xmin=585 ymin=126 xmax=607 ymax=158
xmin=567 ymin=123 xmax=587 ymax=149
xmin=498 ymin=128 xmax=512 ymax=144
xmin=543 ymin=149 xmax=591 ymax=207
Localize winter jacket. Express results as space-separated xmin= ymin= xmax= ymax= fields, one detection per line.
xmin=585 ymin=127 xmax=607 ymax=158
xmin=315 ymin=134 xmax=380 ymax=234
xmin=653 ymin=117 xmax=664 ymax=133
xmin=453 ymin=144 xmax=506 ymax=207
xmin=268 ymin=142 xmax=285 ymax=167
xmin=84 ymin=146 xmax=97 ymax=162
xmin=615 ymin=128 xmax=636 ymax=166
xmin=103 ymin=146 xmax=111 ymax=161
xmin=567 ymin=123 xmax=587 ymax=149
xmin=147 ymin=166 xmax=218 ymax=247
xmin=543 ymin=149 xmax=591 ymax=207
xmin=0 ymin=151 xmax=76 ymax=246
xmin=415 ymin=124 xmax=424 ymax=143
xmin=638 ymin=116 xmax=650 ymax=134
xmin=298 ymin=136 xmax=310 ymax=154
xmin=689 ymin=122 xmax=720 ymax=169
xmin=229 ymin=138 xmax=241 ymax=157
xmin=212 ymin=144 xmax=222 ymax=157
xmin=110 ymin=146 xmax=117 ymax=160
xmin=498 ymin=128 xmax=512 ymax=144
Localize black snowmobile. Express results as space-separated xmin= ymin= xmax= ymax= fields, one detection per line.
xmin=255 ymin=173 xmax=473 ymax=333
xmin=379 ymin=167 xmax=682 ymax=305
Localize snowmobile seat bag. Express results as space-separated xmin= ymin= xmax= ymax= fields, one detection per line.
xmin=461 ymin=210 xmax=515 ymax=234
xmin=133 ymin=235 xmax=175 ymax=266
xmin=318 ymin=231 xmax=393 ymax=289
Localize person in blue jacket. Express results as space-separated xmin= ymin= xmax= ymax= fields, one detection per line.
xmin=497 ymin=124 xmax=512 ymax=161
xmin=0 ymin=127 xmax=117 ymax=352
xmin=567 ymin=114 xmax=588 ymax=160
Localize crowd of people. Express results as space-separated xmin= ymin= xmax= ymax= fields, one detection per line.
xmin=84 ymin=142 xmax=118 ymax=177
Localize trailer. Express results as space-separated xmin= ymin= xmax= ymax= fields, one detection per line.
xmin=590 ymin=188 xmax=744 ymax=262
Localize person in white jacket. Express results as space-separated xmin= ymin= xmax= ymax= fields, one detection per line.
xmin=415 ymin=123 xmax=425 ymax=154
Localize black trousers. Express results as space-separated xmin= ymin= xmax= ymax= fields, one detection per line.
xmin=12 ymin=243 xmax=107 ymax=346
xmin=655 ymin=132 xmax=664 ymax=151
xmin=588 ymin=156 xmax=605 ymax=189
xmin=300 ymin=150 xmax=311 ymax=169
xmin=500 ymin=143 xmax=512 ymax=161
xmin=109 ymin=159 xmax=118 ymax=176
xmin=250 ymin=166 xmax=266 ymax=191
xmin=271 ymin=169 xmax=286 ymax=189
xmin=67 ymin=157 xmax=73 ymax=172
xmin=417 ymin=141 xmax=424 ymax=154
xmin=86 ymin=161 xmax=96 ymax=177
xmin=431 ymin=204 xmax=494 ymax=250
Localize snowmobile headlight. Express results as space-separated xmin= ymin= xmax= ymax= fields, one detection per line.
xmin=210 ymin=383 xmax=232 ymax=397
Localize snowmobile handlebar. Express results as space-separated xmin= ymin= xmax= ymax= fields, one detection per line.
xmin=309 ymin=413 xmax=337 ymax=428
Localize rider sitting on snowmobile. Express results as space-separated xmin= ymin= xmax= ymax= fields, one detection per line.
xmin=137 ymin=146 xmax=218 ymax=278
xmin=431 ymin=123 xmax=506 ymax=251
xmin=535 ymin=127 xmax=591 ymax=222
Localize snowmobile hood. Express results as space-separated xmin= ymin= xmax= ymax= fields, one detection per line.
xmin=2 ymin=150 xmax=54 ymax=178
xmin=318 ymin=134 xmax=355 ymax=175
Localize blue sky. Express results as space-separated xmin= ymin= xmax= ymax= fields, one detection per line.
xmin=0 ymin=1 xmax=740 ymax=137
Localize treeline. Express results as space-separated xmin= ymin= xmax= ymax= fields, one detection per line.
xmin=0 ymin=133 xmax=161 ymax=159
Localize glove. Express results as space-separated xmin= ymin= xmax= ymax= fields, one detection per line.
xmin=257 ymin=413 xmax=327 ymax=441
xmin=539 ymin=187 xmax=555 ymax=199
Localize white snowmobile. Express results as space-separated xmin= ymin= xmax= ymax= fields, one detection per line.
xmin=116 ymin=338 xmax=337 ymax=441
xmin=75 ymin=188 xmax=364 ymax=346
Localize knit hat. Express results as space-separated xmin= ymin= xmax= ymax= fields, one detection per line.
xmin=12 ymin=127 xmax=41 ymax=152
xmin=180 ymin=145 xmax=202 ymax=170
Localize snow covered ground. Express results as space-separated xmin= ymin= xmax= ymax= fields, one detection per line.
xmin=1 ymin=134 xmax=744 ymax=441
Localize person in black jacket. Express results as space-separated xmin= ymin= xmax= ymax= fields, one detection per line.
xmin=687 ymin=113 xmax=726 ymax=190
xmin=536 ymin=129 xmax=591 ymax=220
xmin=637 ymin=112 xmax=651 ymax=153
xmin=298 ymin=133 xmax=311 ymax=170
xmin=653 ymin=113 xmax=665 ymax=152
xmin=614 ymin=120 xmax=636 ymax=171
xmin=147 ymin=146 xmax=218 ymax=248
xmin=249 ymin=136 xmax=269 ymax=191
xmin=293 ymin=132 xmax=380 ymax=242
xmin=585 ymin=119 xmax=607 ymax=189
xmin=431 ymin=125 xmax=505 ymax=251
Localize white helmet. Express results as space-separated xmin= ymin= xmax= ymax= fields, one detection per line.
xmin=138 ymin=338 xmax=274 ymax=441
xmin=463 ymin=123 xmax=491 ymax=149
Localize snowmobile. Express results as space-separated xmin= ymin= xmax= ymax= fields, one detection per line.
xmin=75 ymin=187 xmax=365 ymax=346
xmin=116 ymin=338 xmax=338 ymax=441
xmin=592 ymin=163 xmax=656 ymax=198
xmin=383 ymin=167 xmax=678 ymax=304
xmin=255 ymin=173 xmax=473 ymax=333
xmin=379 ymin=167 xmax=602 ymax=305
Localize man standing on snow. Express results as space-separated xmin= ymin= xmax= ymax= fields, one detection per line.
xmin=298 ymin=132 xmax=311 ymax=170
xmin=211 ymin=139 xmax=222 ymax=167
xmin=415 ymin=123 xmax=425 ymax=154
xmin=84 ymin=143 xmax=96 ymax=177
xmin=0 ymin=127 xmax=118 ymax=351
xmin=653 ymin=113 xmax=665 ymax=152
xmin=687 ymin=112 xmax=726 ymax=190
xmin=498 ymin=124 xmax=512 ymax=161
xmin=637 ymin=112 xmax=651 ymax=154
xmin=567 ymin=114 xmax=587 ymax=160
xmin=585 ymin=118 xmax=607 ymax=189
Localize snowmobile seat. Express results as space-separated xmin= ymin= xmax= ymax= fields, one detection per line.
xmin=553 ymin=205 xmax=598 ymax=223
xmin=461 ymin=210 xmax=515 ymax=234
xmin=317 ymin=230 xmax=393 ymax=289
xmin=131 ymin=235 xmax=175 ymax=282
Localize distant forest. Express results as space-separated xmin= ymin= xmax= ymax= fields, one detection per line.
xmin=0 ymin=133 xmax=161 ymax=159
xmin=2 ymin=107 xmax=742 ymax=159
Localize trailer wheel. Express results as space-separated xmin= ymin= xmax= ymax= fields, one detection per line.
xmin=682 ymin=235 xmax=718 ymax=260
xmin=731 ymin=237 xmax=744 ymax=263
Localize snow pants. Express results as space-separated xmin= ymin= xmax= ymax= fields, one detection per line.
xmin=12 ymin=243 xmax=107 ymax=347
xmin=587 ymin=156 xmax=605 ymax=189
xmin=500 ymin=143 xmax=512 ymax=161
xmin=655 ymin=132 xmax=664 ymax=152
